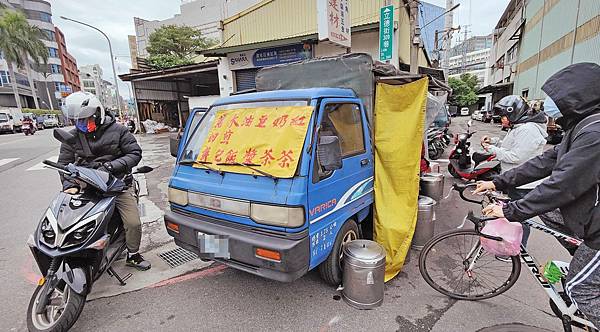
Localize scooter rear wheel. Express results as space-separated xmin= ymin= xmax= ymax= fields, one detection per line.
xmin=27 ymin=283 xmax=86 ymax=332
xmin=448 ymin=164 xmax=461 ymax=179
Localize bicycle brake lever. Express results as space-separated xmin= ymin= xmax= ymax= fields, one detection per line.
xmin=457 ymin=215 xmax=468 ymax=229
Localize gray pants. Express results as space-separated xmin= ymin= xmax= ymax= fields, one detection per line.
xmin=566 ymin=244 xmax=600 ymax=328
xmin=115 ymin=188 xmax=142 ymax=253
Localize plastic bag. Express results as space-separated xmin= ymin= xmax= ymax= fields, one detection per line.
xmin=480 ymin=218 xmax=523 ymax=256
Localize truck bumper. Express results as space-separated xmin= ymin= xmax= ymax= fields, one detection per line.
xmin=164 ymin=210 xmax=310 ymax=282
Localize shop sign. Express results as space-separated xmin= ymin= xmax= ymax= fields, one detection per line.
xmin=228 ymin=44 xmax=312 ymax=70
xmin=317 ymin=0 xmax=351 ymax=48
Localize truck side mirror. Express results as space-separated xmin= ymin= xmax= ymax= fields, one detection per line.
xmin=169 ymin=132 xmax=181 ymax=158
xmin=317 ymin=136 xmax=342 ymax=171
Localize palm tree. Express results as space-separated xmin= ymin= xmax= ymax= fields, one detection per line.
xmin=0 ymin=10 xmax=48 ymax=109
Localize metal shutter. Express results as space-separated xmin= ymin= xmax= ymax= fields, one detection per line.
xmin=235 ymin=68 xmax=259 ymax=92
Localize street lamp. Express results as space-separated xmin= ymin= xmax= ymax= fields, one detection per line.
xmin=60 ymin=16 xmax=122 ymax=117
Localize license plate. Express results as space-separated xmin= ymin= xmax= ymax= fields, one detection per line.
xmin=197 ymin=232 xmax=230 ymax=259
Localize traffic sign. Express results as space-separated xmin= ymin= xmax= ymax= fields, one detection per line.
xmin=379 ymin=5 xmax=394 ymax=61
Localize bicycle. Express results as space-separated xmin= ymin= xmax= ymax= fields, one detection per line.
xmin=418 ymin=183 xmax=598 ymax=332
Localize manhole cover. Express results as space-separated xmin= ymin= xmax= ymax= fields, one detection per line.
xmin=158 ymin=247 xmax=198 ymax=268
xmin=477 ymin=323 xmax=553 ymax=332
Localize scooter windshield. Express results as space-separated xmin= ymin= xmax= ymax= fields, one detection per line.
xmin=74 ymin=166 xmax=110 ymax=192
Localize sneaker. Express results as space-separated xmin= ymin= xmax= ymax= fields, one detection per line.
xmin=495 ymin=255 xmax=512 ymax=263
xmin=126 ymin=253 xmax=151 ymax=271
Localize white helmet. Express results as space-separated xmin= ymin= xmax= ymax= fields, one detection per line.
xmin=62 ymin=91 xmax=105 ymax=124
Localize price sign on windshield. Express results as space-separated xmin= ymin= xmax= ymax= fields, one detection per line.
xmin=195 ymin=106 xmax=314 ymax=178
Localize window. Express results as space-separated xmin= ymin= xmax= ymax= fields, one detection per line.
xmin=39 ymin=12 xmax=52 ymax=23
xmin=0 ymin=71 xmax=10 ymax=85
xmin=83 ymin=80 xmax=95 ymax=88
xmin=321 ymin=103 xmax=365 ymax=157
xmin=48 ymin=47 xmax=59 ymax=58
xmin=521 ymin=89 xmax=529 ymax=99
xmin=54 ymin=82 xmax=62 ymax=91
xmin=42 ymin=29 xmax=56 ymax=41
xmin=50 ymin=64 xmax=61 ymax=74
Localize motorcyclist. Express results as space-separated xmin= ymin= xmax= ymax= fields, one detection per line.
xmin=480 ymin=95 xmax=548 ymax=247
xmin=57 ymin=91 xmax=151 ymax=271
xmin=22 ymin=116 xmax=34 ymax=131
xmin=475 ymin=62 xmax=600 ymax=327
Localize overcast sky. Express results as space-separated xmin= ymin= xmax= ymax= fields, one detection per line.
xmin=48 ymin=0 xmax=509 ymax=97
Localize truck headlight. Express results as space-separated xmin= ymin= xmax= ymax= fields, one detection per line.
xmin=250 ymin=204 xmax=305 ymax=228
xmin=168 ymin=187 xmax=188 ymax=206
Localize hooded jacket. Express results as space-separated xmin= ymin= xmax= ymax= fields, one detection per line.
xmin=493 ymin=62 xmax=600 ymax=249
xmin=58 ymin=112 xmax=142 ymax=189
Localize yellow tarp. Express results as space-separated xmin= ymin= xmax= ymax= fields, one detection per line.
xmin=195 ymin=106 xmax=314 ymax=178
xmin=374 ymin=78 xmax=428 ymax=282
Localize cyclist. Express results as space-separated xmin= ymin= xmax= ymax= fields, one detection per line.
xmin=480 ymin=95 xmax=547 ymax=247
xmin=475 ymin=62 xmax=600 ymax=328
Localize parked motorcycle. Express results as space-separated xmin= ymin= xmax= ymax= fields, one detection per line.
xmin=427 ymin=127 xmax=450 ymax=160
xmin=26 ymin=129 xmax=152 ymax=332
xmin=447 ymin=120 xmax=501 ymax=181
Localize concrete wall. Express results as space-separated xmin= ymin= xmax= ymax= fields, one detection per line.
xmin=488 ymin=1 xmax=524 ymax=85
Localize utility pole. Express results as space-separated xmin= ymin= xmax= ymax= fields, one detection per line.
xmin=460 ymin=25 xmax=470 ymax=74
xmin=442 ymin=0 xmax=454 ymax=78
xmin=409 ymin=0 xmax=420 ymax=74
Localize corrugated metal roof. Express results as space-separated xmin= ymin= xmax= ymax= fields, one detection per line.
xmin=221 ymin=0 xmax=389 ymax=48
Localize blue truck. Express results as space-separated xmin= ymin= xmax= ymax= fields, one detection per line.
xmin=165 ymin=87 xmax=374 ymax=285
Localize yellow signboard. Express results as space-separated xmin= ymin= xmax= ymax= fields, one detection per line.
xmin=195 ymin=106 xmax=314 ymax=178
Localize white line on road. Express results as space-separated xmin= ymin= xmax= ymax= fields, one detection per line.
xmin=0 ymin=158 xmax=19 ymax=167
xmin=27 ymin=155 xmax=58 ymax=171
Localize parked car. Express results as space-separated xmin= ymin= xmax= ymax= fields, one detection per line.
xmin=471 ymin=110 xmax=483 ymax=121
xmin=35 ymin=115 xmax=45 ymax=130
xmin=42 ymin=114 xmax=59 ymax=128
xmin=0 ymin=112 xmax=16 ymax=134
xmin=481 ymin=110 xmax=493 ymax=123
xmin=460 ymin=107 xmax=470 ymax=116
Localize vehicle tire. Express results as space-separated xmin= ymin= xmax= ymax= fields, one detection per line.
xmin=318 ymin=219 xmax=359 ymax=286
xmin=429 ymin=147 xmax=443 ymax=160
xmin=27 ymin=283 xmax=86 ymax=332
xmin=419 ymin=229 xmax=521 ymax=300
xmin=448 ymin=164 xmax=461 ymax=179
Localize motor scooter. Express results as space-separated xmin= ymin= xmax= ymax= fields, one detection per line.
xmin=26 ymin=128 xmax=153 ymax=332
xmin=447 ymin=120 xmax=501 ymax=181
xmin=23 ymin=121 xmax=36 ymax=136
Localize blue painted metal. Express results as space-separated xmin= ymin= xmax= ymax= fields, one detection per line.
xmin=212 ymin=88 xmax=357 ymax=106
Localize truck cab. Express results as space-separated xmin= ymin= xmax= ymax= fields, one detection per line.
xmin=165 ymin=88 xmax=374 ymax=285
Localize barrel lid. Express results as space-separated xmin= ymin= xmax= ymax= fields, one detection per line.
xmin=420 ymin=173 xmax=444 ymax=182
xmin=344 ymin=240 xmax=386 ymax=263
xmin=418 ymin=195 xmax=437 ymax=206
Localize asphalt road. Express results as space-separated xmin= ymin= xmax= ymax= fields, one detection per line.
xmin=1 ymin=119 xmax=571 ymax=332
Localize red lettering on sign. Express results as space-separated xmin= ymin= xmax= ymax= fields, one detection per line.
xmin=256 ymin=115 xmax=268 ymax=128
xmin=220 ymin=129 xmax=234 ymax=144
xmin=290 ymin=115 xmax=307 ymax=126
xmin=259 ymin=148 xmax=275 ymax=166
xmin=277 ymin=149 xmax=294 ymax=168
xmin=272 ymin=114 xmax=289 ymax=128
xmin=225 ymin=149 xmax=237 ymax=164
xmin=228 ymin=115 xmax=240 ymax=128
xmin=243 ymin=147 xmax=257 ymax=164
xmin=242 ymin=115 xmax=254 ymax=127
xmin=214 ymin=149 xmax=224 ymax=163
xmin=199 ymin=147 xmax=211 ymax=162
xmin=215 ymin=114 xmax=226 ymax=128
xmin=207 ymin=132 xmax=219 ymax=143
xmin=329 ymin=12 xmax=339 ymax=28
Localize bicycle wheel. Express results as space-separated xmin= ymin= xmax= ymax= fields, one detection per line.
xmin=419 ymin=229 xmax=521 ymax=300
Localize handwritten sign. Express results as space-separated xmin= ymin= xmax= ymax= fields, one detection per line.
xmin=195 ymin=106 xmax=314 ymax=178
xmin=317 ymin=0 xmax=351 ymax=48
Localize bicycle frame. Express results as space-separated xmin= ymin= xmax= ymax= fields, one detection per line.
xmin=464 ymin=217 xmax=596 ymax=330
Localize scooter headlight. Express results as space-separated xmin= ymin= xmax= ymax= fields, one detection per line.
xmin=62 ymin=213 xmax=103 ymax=248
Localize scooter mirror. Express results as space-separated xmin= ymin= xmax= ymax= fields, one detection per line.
xmin=53 ymin=128 xmax=76 ymax=145
xmin=134 ymin=166 xmax=153 ymax=174
xmin=467 ymin=120 xmax=473 ymax=127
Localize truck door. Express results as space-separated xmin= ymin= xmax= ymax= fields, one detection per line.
xmin=307 ymin=99 xmax=374 ymax=268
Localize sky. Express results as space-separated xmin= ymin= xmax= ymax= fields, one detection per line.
xmin=48 ymin=0 xmax=510 ymax=97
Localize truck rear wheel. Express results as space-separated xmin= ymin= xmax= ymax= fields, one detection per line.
xmin=318 ymin=219 xmax=359 ymax=286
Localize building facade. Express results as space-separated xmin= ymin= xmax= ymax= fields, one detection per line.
xmin=419 ymin=1 xmax=445 ymax=60
xmin=514 ymin=0 xmax=600 ymax=100
xmin=78 ymin=64 xmax=104 ymax=100
xmin=0 ymin=0 xmax=78 ymax=110
xmin=447 ymin=34 xmax=493 ymax=85
xmin=55 ymin=27 xmax=80 ymax=94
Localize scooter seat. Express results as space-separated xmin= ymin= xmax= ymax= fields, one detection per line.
xmin=472 ymin=152 xmax=493 ymax=164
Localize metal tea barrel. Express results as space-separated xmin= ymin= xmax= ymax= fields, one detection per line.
xmin=411 ymin=196 xmax=437 ymax=250
xmin=342 ymin=240 xmax=386 ymax=309
xmin=420 ymin=172 xmax=444 ymax=202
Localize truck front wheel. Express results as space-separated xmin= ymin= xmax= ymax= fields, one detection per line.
xmin=318 ymin=219 xmax=359 ymax=286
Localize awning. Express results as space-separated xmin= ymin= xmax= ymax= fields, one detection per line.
xmin=119 ymin=60 xmax=219 ymax=82
xmin=477 ymin=82 xmax=513 ymax=94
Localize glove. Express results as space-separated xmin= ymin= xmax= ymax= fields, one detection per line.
xmin=97 ymin=162 xmax=114 ymax=174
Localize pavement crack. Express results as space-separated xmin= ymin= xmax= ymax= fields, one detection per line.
xmin=396 ymin=298 xmax=457 ymax=332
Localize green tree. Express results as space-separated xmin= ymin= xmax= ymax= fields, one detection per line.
xmin=0 ymin=10 xmax=48 ymax=109
xmin=146 ymin=25 xmax=217 ymax=69
xmin=448 ymin=74 xmax=479 ymax=107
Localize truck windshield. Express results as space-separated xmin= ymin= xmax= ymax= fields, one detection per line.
xmin=179 ymin=100 xmax=310 ymax=166
xmin=0 ymin=114 xmax=8 ymax=122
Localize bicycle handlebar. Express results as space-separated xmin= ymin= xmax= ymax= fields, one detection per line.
xmin=466 ymin=211 xmax=505 ymax=242
xmin=453 ymin=183 xmax=484 ymax=204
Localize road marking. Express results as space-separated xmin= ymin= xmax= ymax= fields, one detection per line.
xmin=149 ymin=264 xmax=227 ymax=288
xmin=0 ymin=158 xmax=19 ymax=167
xmin=27 ymin=155 xmax=58 ymax=171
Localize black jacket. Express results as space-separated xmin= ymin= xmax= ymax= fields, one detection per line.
xmin=493 ymin=63 xmax=600 ymax=249
xmin=58 ymin=113 xmax=142 ymax=189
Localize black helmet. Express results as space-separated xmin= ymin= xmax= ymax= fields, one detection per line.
xmin=493 ymin=95 xmax=531 ymax=124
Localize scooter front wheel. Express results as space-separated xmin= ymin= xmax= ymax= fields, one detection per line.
xmin=27 ymin=283 xmax=86 ymax=332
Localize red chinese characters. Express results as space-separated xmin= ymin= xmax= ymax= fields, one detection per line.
xmin=215 ymin=114 xmax=227 ymax=128
xmin=225 ymin=149 xmax=237 ymax=164
xmin=277 ymin=150 xmax=294 ymax=168
xmin=199 ymin=147 xmax=211 ymax=162
xmin=259 ymin=148 xmax=276 ymax=166
xmin=228 ymin=115 xmax=240 ymax=128
xmin=242 ymin=115 xmax=254 ymax=127
xmin=207 ymin=132 xmax=219 ymax=143
xmin=220 ymin=129 xmax=234 ymax=144
xmin=256 ymin=115 xmax=269 ymax=128
xmin=272 ymin=114 xmax=289 ymax=128
xmin=243 ymin=147 xmax=257 ymax=164
xmin=214 ymin=149 xmax=224 ymax=163
xmin=290 ymin=115 xmax=307 ymax=126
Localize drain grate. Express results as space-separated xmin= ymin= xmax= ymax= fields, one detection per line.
xmin=157 ymin=247 xmax=198 ymax=268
